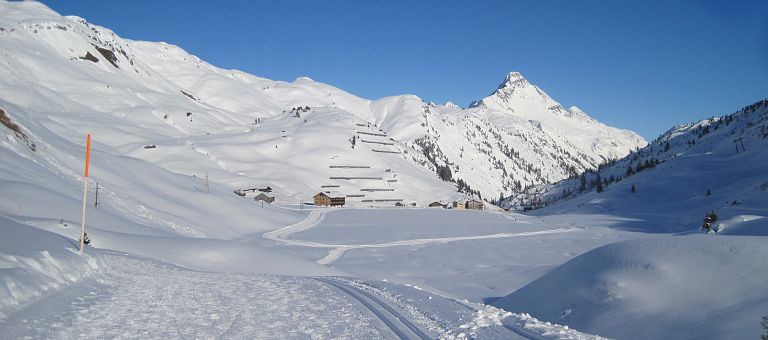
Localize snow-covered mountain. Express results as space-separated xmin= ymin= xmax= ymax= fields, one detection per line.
xmin=471 ymin=71 xmax=645 ymax=162
xmin=505 ymin=99 xmax=768 ymax=231
xmin=488 ymin=99 xmax=768 ymax=338
xmin=0 ymin=1 xmax=645 ymax=206
xmin=407 ymin=72 xmax=646 ymax=199
xmin=3 ymin=3 xmax=767 ymax=339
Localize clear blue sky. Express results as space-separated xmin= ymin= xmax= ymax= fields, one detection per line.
xmin=40 ymin=0 xmax=768 ymax=140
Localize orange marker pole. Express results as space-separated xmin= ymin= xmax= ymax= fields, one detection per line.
xmin=80 ymin=134 xmax=91 ymax=254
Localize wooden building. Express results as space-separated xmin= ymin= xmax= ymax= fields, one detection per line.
xmin=254 ymin=193 xmax=275 ymax=203
xmin=429 ymin=201 xmax=446 ymax=208
xmin=465 ymin=199 xmax=484 ymax=210
xmin=235 ymin=185 xmax=272 ymax=197
xmin=314 ymin=191 xmax=346 ymax=207
xmin=452 ymin=199 xmax=484 ymax=210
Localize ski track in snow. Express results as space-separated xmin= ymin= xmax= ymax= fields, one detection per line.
xmin=264 ymin=208 xmax=579 ymax=265
xmin=0 ymin=253 xmax=382 ymax=339
xmin=314 ymin=277 xmax=432 ymax=340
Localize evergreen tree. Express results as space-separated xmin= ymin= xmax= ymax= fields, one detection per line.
xmin=578 ymin=174 xmax=587 ymax=193
xmin=626 ymin=165 xmax=634 ymax=177
xmin=761 ymin=313 xmax=768 ymax=340
xmin=438 ymin=165 xmax=452 ymax=182
xmin=596 ymin=174 xmax=603 ymax=193
xmin=706 ymin=189 xmax=711 ymax=196
xmin=702 ymin=211 xmax=718 ymax=232
xmin=631 ymin=184 xmax=636 ymax=193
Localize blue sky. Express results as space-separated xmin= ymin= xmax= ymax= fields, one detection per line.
xmin=41 ymin=0 xmax=768 ymax=139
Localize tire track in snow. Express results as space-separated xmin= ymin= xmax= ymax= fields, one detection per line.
xmin=263 ymin=208 xmax=579 ymax=265
xmin=314 ymin=277 xmax=432 ymax=340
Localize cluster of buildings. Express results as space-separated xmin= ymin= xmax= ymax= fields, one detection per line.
xmin=234 ymin=186 xmax=485 ymax=211
xmin=427 ymin=199 xmax=484 ymax=210
xmin=234 ymin=186 xmax=275 ymax=203
xmin=311 ymin=191 xmax=484 ymax=210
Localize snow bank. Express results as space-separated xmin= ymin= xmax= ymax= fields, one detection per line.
xmin=0 ymin=215 xmax=100 ymax=316
xmin=493 ymin=235 xmax=768 ymax=339
xmin=716 ymin=215 xmax=768 ymax=236
xmin=355 ymin=278 xmax=605 ymax=339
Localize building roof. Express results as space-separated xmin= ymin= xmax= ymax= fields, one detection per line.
xmin=455 ymin=198 xmax=482 ymax=203
xmin=314 ymin=191 xmax=345 ymax=199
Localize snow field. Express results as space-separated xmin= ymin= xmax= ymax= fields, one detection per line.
xmin=493 ymin=235 xmax=768 ymax=339
xmin=1 ymin=2 xmax=765 ymax=339
xmin=0 ymin=215 xmax=101 ymax=316
xmin=1 ymin=253 xmax=381 ymax=339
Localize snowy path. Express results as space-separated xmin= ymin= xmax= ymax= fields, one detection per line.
xmin=0 ymin=253 xmax=383 ymax=339
xmin=314 ymin=277 xmax=432 ymax=340
xmin=0 ymin=250 xmax=603 ymax=340
xmin=263 ymin=209 xmax=579 ymax=265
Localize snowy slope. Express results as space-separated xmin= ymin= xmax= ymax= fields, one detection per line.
xmin=493 ymin=235 xmax=768 ymax=340
xmin=0 ymin=2 xmax=688 ymax=338
xmin=0 ymin=241 xmax=603 ymax=339
xmin=490 ymin=100 xmax=768 ymax=339
xmin=471 ymin=72 xmax=645 ymax=162
xmin=507 ymin=99 xmax=768 ymax=233
xmin=0 ymin=1 xmax=644 ymax=207
xmin=0 ymin=215 xmax=101 ymax=315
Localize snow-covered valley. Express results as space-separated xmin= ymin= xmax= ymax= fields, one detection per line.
xmin=1 ymin=1 xmax=767 ymax=339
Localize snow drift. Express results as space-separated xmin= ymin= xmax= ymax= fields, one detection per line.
xmin=493 ymin=235 xmax=768 ymax=340
xmin=0 ymin=215 xmax=100 ymax=315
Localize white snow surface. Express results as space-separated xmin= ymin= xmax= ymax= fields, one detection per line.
xmin=0 ymin=0 xmax=644 ymax=206
xmin=0 ymin=214 xmax=602 ymax=339
xmin=1 ymin=2 xmax=765 ymax=340
xmin=0 ymin=215 xmax=100 ymax=315
xmin=491 ymin=101 xmax=768 ymax=339
xmin=493 ymin=235 xmax=768 ymax=340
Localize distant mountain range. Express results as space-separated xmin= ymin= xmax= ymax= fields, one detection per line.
xmin=0 ymin=1 xmax=645 ymax=204
xmin=504 ymin=98 xmax=768 ymax=232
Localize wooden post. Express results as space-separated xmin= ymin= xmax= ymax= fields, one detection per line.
xmin=80 ymin=134 xmax=91 ymax=255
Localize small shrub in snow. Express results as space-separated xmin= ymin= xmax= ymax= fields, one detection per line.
xmin=701 ymin=211 xmax=718 ymax=233
xmin=80 ymin=232 xmax=92 ymax=246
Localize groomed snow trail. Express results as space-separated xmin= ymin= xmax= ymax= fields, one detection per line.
xmin=314 ymin=277 xmax=432 ymax=340
xmin=264 ymin=209 xmax=579 ymax=265
xmin=0 ymin=253 xmax=383 ymax=339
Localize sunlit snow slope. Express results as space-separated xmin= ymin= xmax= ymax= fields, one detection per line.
xmin=507 ymin=99 xmax=768 ymax=233
xmin=0 ymin=1 xmax=644 ymax=207
xmin=494 ymin=100 xmax=768 ymax=339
